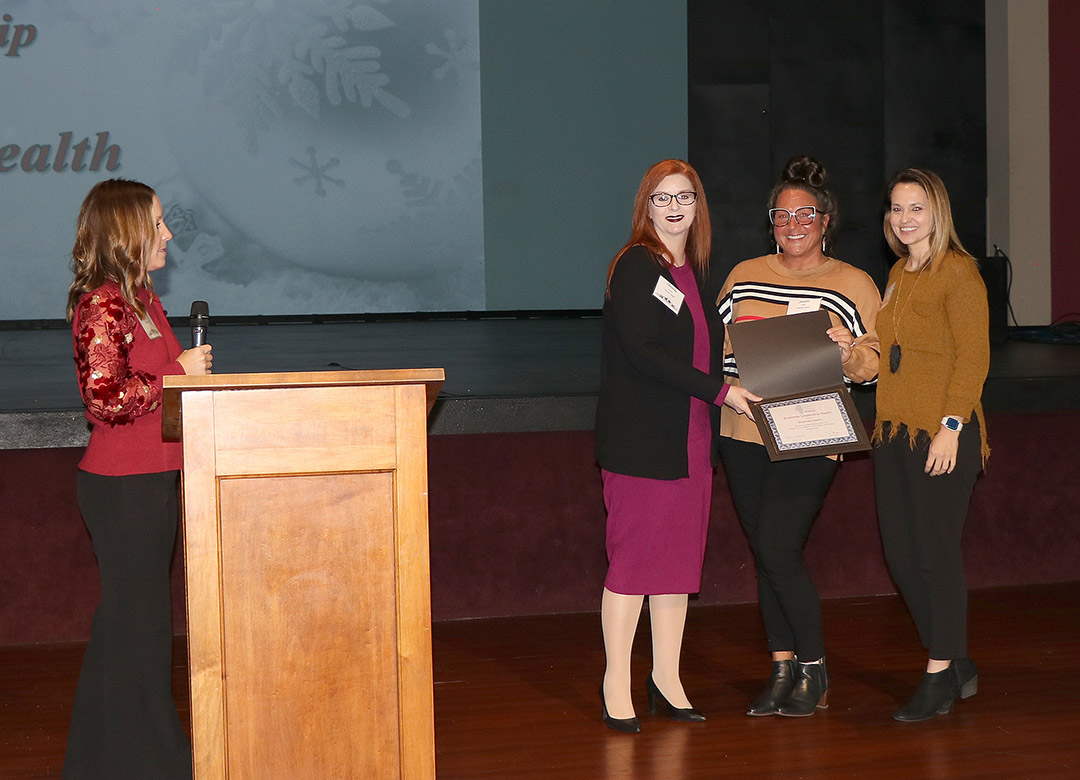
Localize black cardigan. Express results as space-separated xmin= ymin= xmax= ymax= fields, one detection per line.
xmin=595 ymin=246 xmax=728 ymax=479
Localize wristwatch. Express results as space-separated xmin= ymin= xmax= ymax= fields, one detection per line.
xmin=941 ymin=416 xmax=963 ymax=432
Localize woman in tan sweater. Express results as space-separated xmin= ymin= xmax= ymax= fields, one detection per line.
xmin=874 ymin=168 xmax=989 ymax=722
xmin=716 ymin=156 xmax=881 ymax=717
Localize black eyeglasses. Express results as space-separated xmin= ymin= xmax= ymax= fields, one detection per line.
xmin=650 ymin=191 xmax=697 ymax=207
xmin=769 ymin=206 xmax=818 ymax=227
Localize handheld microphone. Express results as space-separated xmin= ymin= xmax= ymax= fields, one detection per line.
xmin=190 ymin=301 xmax=209 ymax=347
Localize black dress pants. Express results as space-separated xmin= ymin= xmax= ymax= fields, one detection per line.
xmin=873 ymin=418 xmax=982 ymax=660
xmin=718 ymin=437 xmax=838 ymax=661
xmin=63 ymin=470 xmax=192 ymax=780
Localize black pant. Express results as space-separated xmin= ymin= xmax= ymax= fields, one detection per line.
xmin=63 ymin=470 xmax=192 ymax=780
xmin=873 ymin=419 xmax=982 ymax=660
xmin=718 ymin=438 xmax=838 ymax=661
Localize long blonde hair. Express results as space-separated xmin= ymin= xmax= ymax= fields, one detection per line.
xmin=66 ymin=179 xmax=157 ymax=322
xmin=884 ymin=168 xmax=974 ymax=272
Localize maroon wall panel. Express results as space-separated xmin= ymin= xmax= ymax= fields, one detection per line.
xmin=2 ymin=412 xmax=1079 ymax=645
xmin=1050 ymin=0 xmax=1080 ymax=321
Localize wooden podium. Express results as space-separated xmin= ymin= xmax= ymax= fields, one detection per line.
xmin=163 ymin=369 xmax=444 ymax=780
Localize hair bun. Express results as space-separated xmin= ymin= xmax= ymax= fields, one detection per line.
xmin=783 ymin=155 xmax=827 ymax=188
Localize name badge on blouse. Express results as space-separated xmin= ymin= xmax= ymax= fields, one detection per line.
xmin=786 ymin=297 xmax=821 ymax=315
xmin=653 ymin=276 xmax=684 ymax=315
xmin=135 ymin=310 xmax=163 ymax=340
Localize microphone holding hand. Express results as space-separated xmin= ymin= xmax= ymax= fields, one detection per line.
xmin=178 ymin=300 xmax=213 ymax=375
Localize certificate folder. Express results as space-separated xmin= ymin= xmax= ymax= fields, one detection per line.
xmin=728 ymin=310 xmax=870 ymax=461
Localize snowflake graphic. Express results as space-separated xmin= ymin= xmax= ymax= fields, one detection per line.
xmin=290 ymin=147 xmax=346 ymax=196
xmin=170 ymin=1 xmax=410 ymax=151
xmin=425 ymin=28 xmax=479 ymax=81
xmin=289 ymin=23 xmax=409 ymax=116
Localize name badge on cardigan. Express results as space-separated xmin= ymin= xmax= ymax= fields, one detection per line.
xmin=135 ymin=309 xmax=163 ymax=340
xmin=652 ymin=276 xmax=684 ymax=315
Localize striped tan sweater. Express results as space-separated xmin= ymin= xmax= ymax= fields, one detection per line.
xmin=715 ymin=253 xmax=882 ymax=446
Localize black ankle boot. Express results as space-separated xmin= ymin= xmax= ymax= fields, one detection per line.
xmin=746 ymin=660 xmax=796 ymax=717
xmin=599 ymin=687 xmax=641 ymax=733
xmin=646 ymin=673 xmax=706 ymax=722
xmin=951 ymin=657 xmax=978 ymax=699
xmin=893 ymin=669 xmax=959 ymax=722
xmin=778 ymin=659 xmax=829 ymax=717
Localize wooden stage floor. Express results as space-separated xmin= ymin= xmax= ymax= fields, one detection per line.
xmin=2 ymin=583 xmax=1077 ymax=779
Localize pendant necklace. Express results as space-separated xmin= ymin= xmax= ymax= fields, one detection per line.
xmin=890 ymin=259 xmax=928 ymax=373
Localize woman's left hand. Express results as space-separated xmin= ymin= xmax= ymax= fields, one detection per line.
xmin=826 ymin=325 xmax=854 ymax=363
xmin=925 ymin=427 xmax=960 ymax=476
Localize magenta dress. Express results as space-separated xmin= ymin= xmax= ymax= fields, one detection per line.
xmin=602 ymin=263 xmax=714 ymax=595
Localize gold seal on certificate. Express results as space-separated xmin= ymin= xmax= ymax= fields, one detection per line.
xmin=728 ymin=310 xmax=871 ymax=461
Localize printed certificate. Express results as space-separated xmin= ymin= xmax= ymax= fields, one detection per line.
xmin=752 ymin=389 xmax=868 ymax=461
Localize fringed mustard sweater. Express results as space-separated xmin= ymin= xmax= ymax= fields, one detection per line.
xmin=874 ymin=250 xmax=990 ymax=465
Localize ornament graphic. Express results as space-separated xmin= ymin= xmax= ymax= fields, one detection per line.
xmin=160 ymin=0 xmax=483 ymax=286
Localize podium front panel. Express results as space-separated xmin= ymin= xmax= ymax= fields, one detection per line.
xmin=178 ymin=379 xmax=436 ymax=780
xmin=219 ymin=472 xmax=399 ymax=778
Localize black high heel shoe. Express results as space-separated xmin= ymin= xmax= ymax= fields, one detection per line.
xmin=777 ymin=659 xmax=829 ymax=717
xmin=747 ymin=659 xmax=796 ymax=716
xmin=646 ymin=673 xmax=706 ymax=722
xmin=951 ymin=657 xmax=978 ymax=699
xmin=893 ymin=668 xmax=959 ymax=722
xmin=599 ymin=687 xmax=641 ymax=733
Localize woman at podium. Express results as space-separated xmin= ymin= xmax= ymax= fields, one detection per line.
xmin=63 ymin=179 xmax=212 ymax=779
xmin=595 ymin=159 xmax=758 ymax=732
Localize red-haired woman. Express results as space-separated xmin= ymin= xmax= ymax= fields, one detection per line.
xmin=595 ymin=159 xmax=758 ymax=732
xmin=64 ymin=179 xmax=212 ymax=779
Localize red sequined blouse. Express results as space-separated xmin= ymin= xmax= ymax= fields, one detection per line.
xmin=72 ymin=283 xmax=185 ymax=475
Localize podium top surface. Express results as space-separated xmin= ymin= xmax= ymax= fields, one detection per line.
xmin=162 ymin=368 xmax=444 ymax=441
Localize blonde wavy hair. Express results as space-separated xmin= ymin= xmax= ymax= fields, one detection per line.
xmin=66 ymin=179 xmax=157 ymax=322
xmin=884 ymin=168 xmax=974 ymax=272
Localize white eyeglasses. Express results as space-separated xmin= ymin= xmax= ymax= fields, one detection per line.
xmin=769 ymin=206 xmax=818 ymax=227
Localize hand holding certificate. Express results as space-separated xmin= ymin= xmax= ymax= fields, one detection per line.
xmin=727 ymin=310 xmax=870 ymax=460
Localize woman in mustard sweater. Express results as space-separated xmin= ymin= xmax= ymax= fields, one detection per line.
xmin=874 ymin=168 xmax=989 ymax=722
